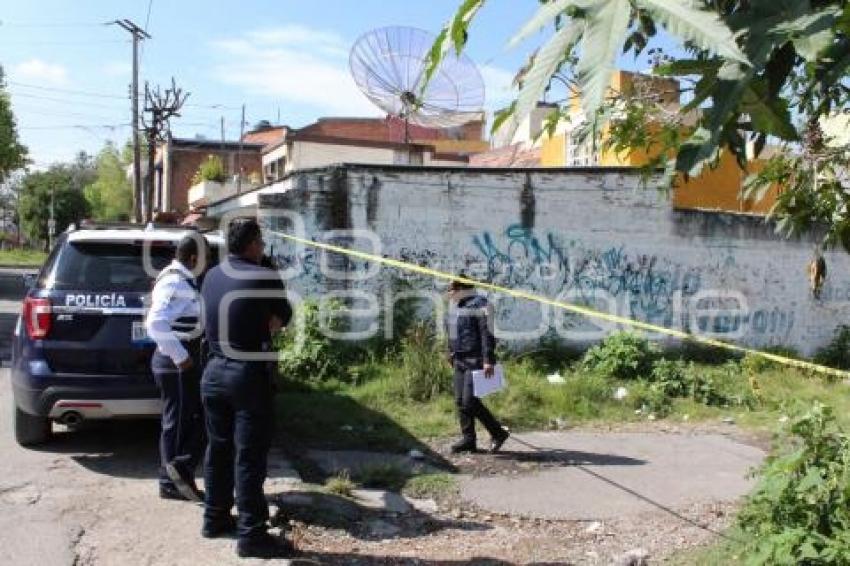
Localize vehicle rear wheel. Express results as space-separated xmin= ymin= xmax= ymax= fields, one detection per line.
xmin=14 ymin=405 xmax=52 ymax=447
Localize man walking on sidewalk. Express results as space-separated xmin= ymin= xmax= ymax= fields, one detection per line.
xmin=445 ymin=276 xmax=510 ymax=454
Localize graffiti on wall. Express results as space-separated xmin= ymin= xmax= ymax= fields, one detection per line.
xmin=471 ymin=224 xmax=700 ymax=324
xmin=264 ymin=221 xmax=795 ymax=341
xmin=470 ymin=224 xmax=793 ymax=339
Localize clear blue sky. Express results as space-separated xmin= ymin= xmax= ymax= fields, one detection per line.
xmin=0 ymin=1 xmax=671 ymax=167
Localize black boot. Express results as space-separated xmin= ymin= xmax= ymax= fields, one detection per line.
xmin=201 ymin=515 xmax=237 ymax=539
xmin=236 ymin=533 xmax=294 ymax=559
xmin=450 ymin=438 xmax=478 ymax=454
xmin=165 ymin=462 xmax=203 ymax=503
xmin=489 ymin=428 xmax=510 ymax=454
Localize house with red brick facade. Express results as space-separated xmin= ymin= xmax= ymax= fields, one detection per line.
xmin=190 ymin=116 xmax=488 ymax=219
xmin=152 ymin=137 xmax=264 ymax=215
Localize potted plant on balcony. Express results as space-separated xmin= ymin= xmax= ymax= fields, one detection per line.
xmin=192 ymin=155 xmax=226 ymax=184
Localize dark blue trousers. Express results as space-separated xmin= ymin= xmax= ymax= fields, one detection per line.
xmin=151 ymin=352 xmax=205 ymax=489
xmin=201 ymin=356 xmax=274 ymax=541
xmin=453 ymin=357 xmax=503 ymax=443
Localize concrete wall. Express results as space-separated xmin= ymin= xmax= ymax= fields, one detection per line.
xmin=258 ymin=164 xmax=850 ymax=356
xmin=287 ymin=142 xmax=398 ymax=173
xmin=283 ymin=142 xmax=467 ymax=174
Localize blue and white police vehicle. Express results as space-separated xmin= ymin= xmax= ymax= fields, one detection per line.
xmin=11 ymin=222 xmax=221 ymax=446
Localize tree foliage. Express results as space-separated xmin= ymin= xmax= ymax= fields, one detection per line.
xmin=0 ymin=65 xmax=29 ymax=182
xmin=19 ymin=160 xmax=93 ymax=250
xmin=429 ymin=1 xmax=850 ymax=245
xmin=84 ymin=141 xmax=133 ymax=221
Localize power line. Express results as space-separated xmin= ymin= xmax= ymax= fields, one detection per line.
xmin=144 ymin=0 xmax=154 ymax=32
xmin=19 ymin=123 xmax=130 ymax=130
xmin=8 ymin=91 xmax=127 ymax=110
xmin=0 ymin=39 xmax=128 ymax=45
xmin=0 ymin=20 xmax=112 ymax=28
xmin=140 ymin=0 xmax=154 ymax=64
xmin=10 ymin=103 xmax=126 ymax=121
xmin=7 ymin=81 xmax=240 ymax=110
xmin=8 ymin=81 xmax=129 ymax=100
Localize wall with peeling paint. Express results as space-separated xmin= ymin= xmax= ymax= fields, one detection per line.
xmin=258 ymin=164 xmax=850 ymax=356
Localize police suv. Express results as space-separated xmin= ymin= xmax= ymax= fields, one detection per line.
xmin=11 ymin=222 xmax=221 ymax=446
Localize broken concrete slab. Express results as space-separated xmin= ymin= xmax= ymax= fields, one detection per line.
xmin=403 ymin=496 xmax=438 ymax=514
xmin=275 ymin=490 xmax=362 ymax=526
xmin=364 ymin=519 xmax=401 ymax=540
xmin=351 ymin=489 xmax=411 ymax=514
xmin=305 ymin=450 xmax=441 ymax=477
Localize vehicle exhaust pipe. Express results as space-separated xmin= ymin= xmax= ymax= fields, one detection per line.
xmin=59 ymin=411 xmax=83 ymax=427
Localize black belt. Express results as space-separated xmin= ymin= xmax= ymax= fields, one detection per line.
xmin=453 ymin=352 xmax=482 ymax=360
xmin=452 ymin=355 xmax=483 ymax=369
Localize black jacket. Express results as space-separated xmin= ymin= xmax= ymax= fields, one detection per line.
xmin=445 ymin=294 xmax=496 ymax=365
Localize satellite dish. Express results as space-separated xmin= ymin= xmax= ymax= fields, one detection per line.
xmin=349 ymin=26 xmax=485 ymax=137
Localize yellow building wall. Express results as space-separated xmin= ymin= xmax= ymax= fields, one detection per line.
xmin=540 ymin=134 xmax=566 ymax=167
xmin=547 ymin=69 xmax=778 ymax=214
xmin=673 ymin=152 xmax=743 ymax=211
xmin=672 ymin=153 xmax=778 ymax=214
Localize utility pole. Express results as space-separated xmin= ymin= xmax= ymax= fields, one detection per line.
xmin=48 ymin=188 xmax=55 ymax=251
xmin=236 ymin=104 xmax=245 ymax=194
xmin=142 ymin=78 xmax=189 ymax=222
xmin=112 ymin=19 xmax=150 ymax=224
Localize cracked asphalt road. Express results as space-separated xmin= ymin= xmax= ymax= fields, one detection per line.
xmin=0 ymin=368 xmax=266 ymax=566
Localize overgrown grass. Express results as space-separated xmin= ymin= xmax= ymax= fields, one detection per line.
xmin=355 ymin=463 xmax=410 ymax=491
xmin=275 ymin=320 xmax=850 ymax=563
xmin=402 ymin=473 xmax=459 ymax=500
xmin=277 ymin=349 xmax=850 ymax=451
xmin=0 ymin=248 xmax=46 ymax=267
xmin=324 ymin=471 xmax=355 ymax=498
xmin=667 ymin=526 xmax=750 ymax=565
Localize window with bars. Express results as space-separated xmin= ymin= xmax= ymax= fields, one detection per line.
xmin=565 ymin=129 xmax=599 ymax=166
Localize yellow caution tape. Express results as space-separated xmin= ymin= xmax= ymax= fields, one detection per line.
xmin=272 ymin=231 xmax=850 ymax=380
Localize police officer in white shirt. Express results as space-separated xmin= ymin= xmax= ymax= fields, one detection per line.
xmin=145 ymin=235 xmax=209 ymax=502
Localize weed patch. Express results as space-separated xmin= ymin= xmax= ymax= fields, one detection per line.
xmin=737 ymin=403 xmax=850 ymax=564
xmin=581 ymin=332 xmax=659 ymax=380
xmin=325 ymin=471 xmax=355 ymax=498
xmin=402 ymin=473 xmax=459 ymax=500
xmin=355 ymin=463 xmax=410 ymax=491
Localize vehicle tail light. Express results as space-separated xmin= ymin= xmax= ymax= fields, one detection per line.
xmin=23 ymin=297 xmax=51 ymax=339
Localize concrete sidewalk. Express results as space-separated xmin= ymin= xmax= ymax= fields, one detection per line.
xmin=461 ymin=431 xmax=764 ymax=520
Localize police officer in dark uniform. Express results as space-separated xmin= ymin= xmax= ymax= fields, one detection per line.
xmin=199 ymin=219 xmax=293 ymax=559
xmin=145 ymin=235 xmax=208 ymax=502
xmin=445 ymin=276 xmax=510 ymax=454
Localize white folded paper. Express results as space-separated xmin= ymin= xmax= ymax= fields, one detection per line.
xmin=472 ymin=364 xmax=506 ymax=397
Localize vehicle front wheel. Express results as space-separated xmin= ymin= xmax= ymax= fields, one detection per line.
xmin=14 ymin=405 xmax=51 ymax=447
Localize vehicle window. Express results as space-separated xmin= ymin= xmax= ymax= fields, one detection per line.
xmin=43 ymin=242 xmax=174 ymax=291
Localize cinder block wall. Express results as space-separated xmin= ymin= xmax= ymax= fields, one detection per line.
xmin=259 ymin=164 xmax=850 ymax=356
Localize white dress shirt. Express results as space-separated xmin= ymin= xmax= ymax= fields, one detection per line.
xmin=145 ymin=259 xmax=201 ymax=366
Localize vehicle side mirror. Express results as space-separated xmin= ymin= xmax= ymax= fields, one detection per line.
xmin=22 ymin=273 xmax=37 ymax=289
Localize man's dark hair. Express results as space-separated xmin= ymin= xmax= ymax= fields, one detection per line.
xmin=448 ymin=273 xmax=475 ymax=291
xmin=176 ymin=235 xmax=199 ymax=264
xmin=227 ymin=218 xmax=262 ymax=255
